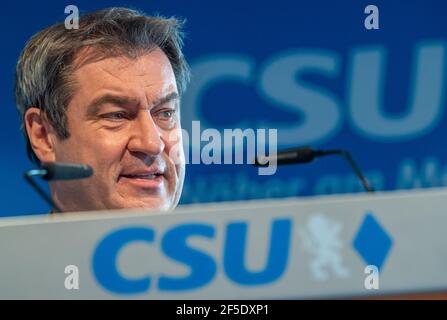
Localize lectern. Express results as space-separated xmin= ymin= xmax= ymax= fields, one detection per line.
xmin=0 ymin=188 xmax=446 ymax=299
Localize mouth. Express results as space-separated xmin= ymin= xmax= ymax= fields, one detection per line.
xmin=118 ymin=170 xmax=165 ymax=189
xmin=120 ymin=173 xmax=163 ymax=180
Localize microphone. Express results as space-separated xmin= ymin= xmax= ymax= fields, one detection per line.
xmin=40 ymin=162 xmax=93 ymax=180
xmin=253 ymin=147 xmax=374 ymax=193
xmin=25 ymin=162 xmax=93 ymax=213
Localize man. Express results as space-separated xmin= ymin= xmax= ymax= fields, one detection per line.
xmin=15 ymin=7 xmax=190 ymax=213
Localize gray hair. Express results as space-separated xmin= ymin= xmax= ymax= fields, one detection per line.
xmin=15 ymin=7 xmax=190 ymax=164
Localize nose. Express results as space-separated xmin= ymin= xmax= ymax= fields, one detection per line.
xmin=127 ymin=112 xmax=165 ymax=157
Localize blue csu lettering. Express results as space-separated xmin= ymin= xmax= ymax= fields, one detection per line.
xmin=183 ymin=40 xmax=447 ymax=145
xmin=92 ymin=219 xmax=291 ymax=294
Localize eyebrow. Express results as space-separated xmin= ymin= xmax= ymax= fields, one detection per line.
xmin=86 ymin=92 xmax=180 ymax=117
xmin=152 ymin=92 xmax=180 ymax=109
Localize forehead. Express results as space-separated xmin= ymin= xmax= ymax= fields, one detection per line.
xmin=71 ymin=47 xmax=177 ymax=102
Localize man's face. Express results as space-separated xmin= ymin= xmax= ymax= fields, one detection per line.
xmin=50 ymin=48 xmax=185 ymax=212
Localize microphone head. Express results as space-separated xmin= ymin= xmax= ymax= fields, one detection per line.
xmin=41 ymin=162 xmax=93 ymax=181
xmin=253 ymin=147 xmax=316 ymax=167
xmin=276 ymin=147 xmax=315 ymax=165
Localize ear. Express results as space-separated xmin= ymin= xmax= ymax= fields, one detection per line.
xmin=24 ymin=107 xmax=57 ymax=163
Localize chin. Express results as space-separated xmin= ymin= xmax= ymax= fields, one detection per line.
xmin=114 ymin=198 xmax=171 ymax=212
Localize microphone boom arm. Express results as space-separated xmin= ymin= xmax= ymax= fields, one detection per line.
xmin=315 ymin=149 xmax=374 ymax=193
xmin=24 ymin=162 xmax=93 ymax=213
xmin=24 ymin=169 xmax=62 ymax=213
xmin=254 ymin=147 xmax=375 ymax=193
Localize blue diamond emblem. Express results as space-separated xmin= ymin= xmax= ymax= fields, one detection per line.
xmin=353 ymin=212 xmax=393 ymax=271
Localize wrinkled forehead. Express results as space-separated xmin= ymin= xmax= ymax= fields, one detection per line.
xmin=66 ymin=47 xmax=178 ymax=114
xmin=71 ymin=44 xmax=164 ymax=71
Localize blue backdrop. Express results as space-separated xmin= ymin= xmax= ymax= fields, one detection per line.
xmin=1 ymin=0 xmax=446 ymax=216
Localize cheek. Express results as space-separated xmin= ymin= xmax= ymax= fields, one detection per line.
xmin=162 ymin=129 xmax=185 ymax=166
xmin=92 ymin=136 xmax=129 ymax=168
xmin=64 ymin=131 xmax=129 ymax=166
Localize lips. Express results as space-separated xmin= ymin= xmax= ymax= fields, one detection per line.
xmin=118 ymin=167 xmax=165 ymax=189
xmin=119 ymin=166 xmax=164 ymax=179
xmin=120 ymin=173 xmax=163 ymax=180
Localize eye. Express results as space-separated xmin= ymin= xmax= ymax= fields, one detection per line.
xmin=153 ymin=109 xmax=177 ymax=130
xmin=102 ymin=111 xmax=129 ymax=121
xmin=157 ymin=109 xmax=176 ymax=120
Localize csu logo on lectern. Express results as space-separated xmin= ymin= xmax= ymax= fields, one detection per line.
xmin=92 ymin=219 xmax=292 ymax=294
